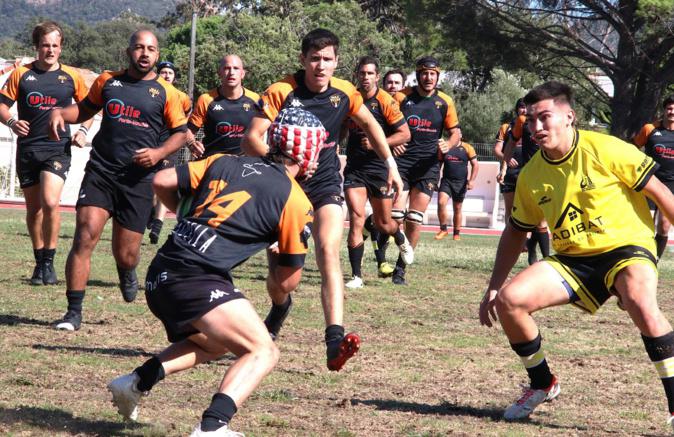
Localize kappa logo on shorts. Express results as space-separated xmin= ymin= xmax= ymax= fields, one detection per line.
xmin=209 ymin=288 xmax=229 ymax=302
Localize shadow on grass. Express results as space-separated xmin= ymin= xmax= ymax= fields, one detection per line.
xmin=0 ymin=314 xmax=51 ymax=327
xmin=86 ymin=279 xmax=121 ymax=288
xmin=32 ymin=344 xmax=151 ymax=358
xmin=350 ymin=398 xmax=587 ymax=431
xmin=0 ymin=405 xmax=142 ymax=436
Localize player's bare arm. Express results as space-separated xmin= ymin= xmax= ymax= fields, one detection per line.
xmin=242 ymin=115 xmax=272 ymax=156
xmin=444 ymin=126 xmax=461 ymax=154
xmin=0 ymin=102 xmax=30 ymax=137
xmin=48 ymin=101 xmax=97 ymax=141
xmin=152 ymin=167 xmax=179 ymax=212
xmin=134 ymin=130 xmax=187 ymax=168
xmin=71 ymin=117 xmax=95 ymax=148
xmin=643 ymin=175 xmax=674 ymax=224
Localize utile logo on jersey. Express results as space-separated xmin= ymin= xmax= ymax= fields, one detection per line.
xmin=407 ymin=115 xmax=432 ymax=131
xmin=105 ymin=99 xmax=149 ymax=128
xmin=216 ymin=122 xmax=245 ymax=137
xmin=26 ymin=92 xmax=57 ymax=108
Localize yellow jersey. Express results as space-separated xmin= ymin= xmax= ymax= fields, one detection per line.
xmin=510 ymin=129 xmax=657 ymax=256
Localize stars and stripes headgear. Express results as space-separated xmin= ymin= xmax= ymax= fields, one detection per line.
xmin=267 ymin=107 xmax=332 ymax=179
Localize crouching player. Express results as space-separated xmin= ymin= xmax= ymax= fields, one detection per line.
xmin=479 ymin=81 xmax=674 ymax=430
xmin=107 ymin=108 xmax=323 ymax=436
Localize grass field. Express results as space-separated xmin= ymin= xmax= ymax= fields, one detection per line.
xmin=1 ymin=208 xmax=674 ymax=436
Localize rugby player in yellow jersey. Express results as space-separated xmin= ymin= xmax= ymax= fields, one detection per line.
xmin=479 ymin=82 xmax=674 ymax=429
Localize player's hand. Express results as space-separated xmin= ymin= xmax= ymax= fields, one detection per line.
xmin=387 ymin=166 xmax=403 ymax=201
xmin=133 ymin=148 xmax=162 ymax=168
xmin=507 ymin=158 xmax=519 ymax=168
xmin=438 ymin=138 xmax=449 ymax=154
xmin=479 ymin=289 xmax=499 ymax=327
xmin=467 ymin=180 xmax=474 ymax=190
xmin=71 ymin=130 xmax=87 ymax=148
xmin=189 ymin=140 xmax=205 ymax=159
xmin=11 ymin=119 xmax=30 ymax=137
xmin=392 ymin=143 xmax=406 ymax=157
xmin=496 ymin=172 xmax=505 ymax=184
xmin=48 ymin=110 xmax=64 ymax=140
xmin=360 ymin=136 xmax=373 ymax=151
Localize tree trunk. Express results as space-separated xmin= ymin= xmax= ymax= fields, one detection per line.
xmin=610 ymin=71 xmax=663 ymax=140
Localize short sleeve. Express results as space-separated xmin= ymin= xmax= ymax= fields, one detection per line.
xmin=164 ymin=86 xmax=188 ymax=130
xmin=495 ymin=123 xmax=509 ymax=141
xmin=0 ymin=66 xmax=25 ymax=105
xmin=180 ymin=91 xmax=192 ymax=114
xmin=176 ymin=153 xmax=224 ymax=195
xmin=509 ymin=177 xmax=543 ymax=231
xmin=277 ymin=181 xmax=314 ymax=267
xmin=83 ymin=72 xmax=112 ymax=110
xmin=602 ymin=136 xmax=657 ymax=192
xmin=440 ymin=94 xmax=459 ymax=130
xmin=378 ymin=91 xmax=405 ymax=128
xmin=464 ymin=143 xmax=477 ymax=160
xmin=510 ymin=115 xmax=525 ymax=141
xmin=633 ymin=124 xmax=654 ymax=148
xmin=259 ymin=79 xmax=294 ymax=122
xmin=62 ymin=66 xmax=89 ymax=102
xmin=188 ymin=93 xmax=209 ymax=128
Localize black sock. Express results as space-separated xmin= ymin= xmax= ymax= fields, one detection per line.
xmin=201 ymin=393 xmax=238 ymax=432
xmin=393 ymin=230 xmax=405 ymax=246
xmin=66 ymin=290 xmax=85 ymax=314
xmin=43 ymin=248 xmax=56 ymax=264
xmin=325 ymin=324 xmax=345 ymax=344
xmin=33 ymin=248 xmax=44 ymax=264
xmin=134 ymin=356 xmax=165 ymax=392
xmin=453 ymin=229 xmax=460 ymax=236
xmin=395 ymin=255 xmax=406 ymax=270
xmin=643 ymin=332 xmax=674 ymax=414
xmin=511 ymin=334 xmax=554 ymax=390
xmin=374 ymin=232 xmax=387 ymax=266
xmin=348 ymin=243 xmax=364 ymax=277
xmin=526 ymin=235 xmax=538 ymax=265
xmin=656 ymin=234 xmax=669 ymax=259
xmin=537 ymin=231 xmax=550 ymax=258
xmin=440 ymin=224 xmax=448 ymax=232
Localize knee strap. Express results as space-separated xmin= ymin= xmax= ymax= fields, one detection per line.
xmin=405 ymin=209 xmax=424 ymax=225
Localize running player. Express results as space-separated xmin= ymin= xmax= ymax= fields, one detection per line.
xmin=343 ymin=56 xmax=411 ymax=289
xmin=506 ymin=102 xmax=550 ymax=264
xmin=435 ymin=137 xmax=479 ymax=240
xmin=495 ymin=99 xmax=525 ymax=225
xmin=148 ymin=60 xmax=192 ymax=244
xmin=48 ymin=30 xmax=188 ymax=331
xmin=243 ymin=29 xmax=404 ymax=371
xmin=0 ymin=21 xmax=92 ymax=286
xmin=391 ymin=56 xmax=461 ymax=285
xmin=479 ymin=82 xmax=674 ymax=429
xmin=382 ymin=69 xmax=405 ymax=95
xmin=633 ymin=95 xmax=674 ymax=259
xmin=187 ymin=55 xmax=258 ymax=158
xmin=107 ymin=107 xmax=320 ymax=437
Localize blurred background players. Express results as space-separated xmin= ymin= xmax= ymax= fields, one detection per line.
xmin=633 ymin=94 xmax=674 ymax=259
xmin=244 ymin=29 xmax=403 ymax=370
xmin=391 ymin=56 xmax=461 ymax=285
xmin=107 ymin=107 xmax=319 ymax=437
xmin=435 ymin=136 xmax=479 ymax=241
xmin=0 ymin=21 xmax=92 ymax=285
xmin=48 ymin=30 xmax=187 ymax=331
xmin=187 ymin=55 xmax=258 ymax=158
xmin=495 ymin=99 xmax=525 ymax=225
xmin=382 ymin=68 xmax=405 ymax=95
xmin=147 ymin=60 xmax=192 ymax=244
xmin=343 ymin=56 xmax=412 ymax=289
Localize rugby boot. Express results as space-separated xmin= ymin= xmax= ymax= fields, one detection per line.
xmin=264 ymin=294 xmax=292 ymax=341
xmin=42 ymin=260 xmax=58 ymax=285
xmin=397 ymin=234 xmax=414 ymax=265
xmin=30 ymin=263 xmax=43 ymax=285
xmin=345 ymin=276 xmax=363 ymax=289
xmin=391 ymin=266 xmax=406 ymax=285
xmin=453 ymin=233 xmax=461 ymax=241
xmin=377 ymin=262 xmax=394 ymax=278
xmin=503 ymin=375 xmax=560 ymax=421
xmin=54 ymin=310 xmax=81 ymax=331
xmin=189 ymin=423 xmax=244 ymax=436
xmin=326 ymin=332 xmax=361 ymax=371
xmin=434 ymin=230 xmax=449 ymax=240
xmin=149 ymin=219 xmax=163 ymax=245
xmin=108 ymin=372 xmax=146 ymax=421
xmin=118 ymin=267 xmax=139 ymax=303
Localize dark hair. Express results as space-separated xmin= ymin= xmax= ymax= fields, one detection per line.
xmin=32 ymin=21 xmax=63 ymax=47
xmin=515 ymin=98 xmax=526 ymax=111
xmin=355 ymin=56 xmax=379 ymax=74
xmin=663 ymin=95 xmax=674 ymax=108
xmin=301 ymin=29 xmax=339 ymax=56
xmin=523 ymin=81 xmax=574 ymax=107
xmin=383 ymin=69 xmax=405 ymax=83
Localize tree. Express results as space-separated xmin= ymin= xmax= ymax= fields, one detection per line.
xmin=443 ymin=0 xmax=674 ymax=139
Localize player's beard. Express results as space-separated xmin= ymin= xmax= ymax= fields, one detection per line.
xmin=130 ymin=58 xmax=155 ymax=76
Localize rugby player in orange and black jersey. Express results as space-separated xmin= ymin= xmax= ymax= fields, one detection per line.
xmin=0 ymin=20 xmax=91 ymax=287
xmin=634 ymin=94 xmax=674 ymax=259
xmin=188 ymin=87 xmax=259 ymax=157
xmin=48 ymin=30 xmax=188 ymax=333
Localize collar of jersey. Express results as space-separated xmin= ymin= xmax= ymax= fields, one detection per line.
xmin=541 ymin=128 xmax=579 ymax=165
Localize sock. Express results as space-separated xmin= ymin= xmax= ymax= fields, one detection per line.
xmin=374 ymin=232 xmax=387 ymax=266
xmin=537 ymin=230 xmax=550 ymax=258
xmin=511 ymin=334 xmax=554 ymax=390
xmin=643 ymin=332 xmax=674 ymax=414
xmin=43 ymin=248 xmax=56 ymax=264
xmin=395 ymin=255 xmax=406 ymax=270
xmin=453 ymin=229 xmax=460 ymax=236
xmin=66 ymin=290 xmax=85 ymax=314
xmin=201 ymin=393 xmax=238 ymax=432
xmin=33 ymin=248 xmax=44 ymax=264
xmin=393 ymin=230 xmax=406 ymax=246
xmin=347 ymin=243 xmax=364 ymax=278
xmin=526 ymin=235 xmax=538 ymax=265
xmin=325 ymin=324 xmax=345 ymax=344
xmin=440 ymin=224 xmax=448 ymax=232
xmin=134 ymin=356 xmax=165 ymax=392
xmin=265 ymin=294 xmax=292 ymax=331
xmin=656 ymin=234 xmax=669 ymax=260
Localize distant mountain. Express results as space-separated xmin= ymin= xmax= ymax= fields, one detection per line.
xmin=1 ymin=0 xmax=177 ymax=36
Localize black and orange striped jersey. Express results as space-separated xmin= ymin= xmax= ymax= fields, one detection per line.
xmin=440 ymin=141 xmax=477 ymax=181
xmin=497 ymin=121 xmax=522 ymax=182
xmin=156 ymin=154 xmax=314 ymax=278
xmin=259 ymin=70 xmax=363 ymax=190
xmin=0 ymin=62 xmax=88 ymax=149
xmin=345 ymin=87 xmax=405 ymax=173
xmin=510 ymin=115 xmax=539 ymax=166
xmin=510 ymin=129 xmax=657 ymax=256
xmin=393 ymin=87 xmax=459 ymax=165
xmin=188 ymin=87 xmax=259 ymax=156
xmin=634 ymin=121 xmax=674 ymax=182
xmin=82 ymin=71 xmax=188 ymax=180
